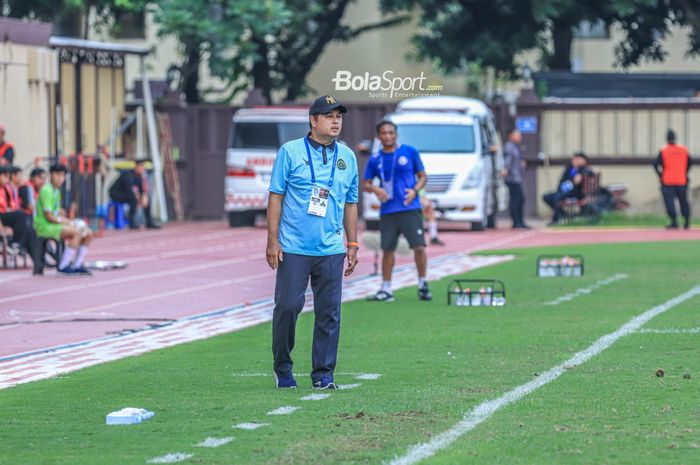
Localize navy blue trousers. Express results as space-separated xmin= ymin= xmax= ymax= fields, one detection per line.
xmin=272 ymin=252 xmax=345 ymax=383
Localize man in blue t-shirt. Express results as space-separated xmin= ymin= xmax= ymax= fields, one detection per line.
xmin=266 ymin=95 xmax=359 ymax=390
xmin=363 ymin=120 xmax=431 ymax=302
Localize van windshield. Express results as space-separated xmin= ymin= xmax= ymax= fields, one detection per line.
xmin=232 ymin=122 xmax=308 ymax=149
xmin=396 ymin=124 xmax=476 ymax=153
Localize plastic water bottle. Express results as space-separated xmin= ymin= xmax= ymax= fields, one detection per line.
xmin=472 ymin=288 xmax=482 ymax=306
xmin=483 ymin=287 xmax=492 ymax=306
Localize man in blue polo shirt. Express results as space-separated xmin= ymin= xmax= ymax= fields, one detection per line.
xmin=364 ymin=120 xmax=431 ymax=302
xmin=266 ymin=95 xmax=359 ymax=390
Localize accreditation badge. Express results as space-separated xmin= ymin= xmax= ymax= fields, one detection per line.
xmin=383 ymin=180 xmax=394 ymax=202
xmin=308 ymin=185 xmax=329 ymax=217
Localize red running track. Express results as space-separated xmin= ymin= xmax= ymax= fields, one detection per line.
xmin=1 ymin=221 xmax=698 ymax=358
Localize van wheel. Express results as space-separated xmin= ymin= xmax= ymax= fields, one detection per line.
xmin=228 ymin=212 xmax=255 ymax=227
xmin=471 ymin=221 xmax=485 ymax=231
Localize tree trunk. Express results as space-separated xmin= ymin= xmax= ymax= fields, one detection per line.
xmin=550 ymin=19 xmax=573 ymax=71
xmin=182 ymin=42 xmax=201 ymax=104
xmin=251 ymin=38 xmax=273 ymax=104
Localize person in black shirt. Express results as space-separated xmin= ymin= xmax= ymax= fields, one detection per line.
xmin=542 ymin=152 xmax=591 ymax=224
xmin=109 ymin=160 xmax=160 ymax=229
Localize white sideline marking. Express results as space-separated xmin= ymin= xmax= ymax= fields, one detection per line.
xmin=338 ymin=383 xmax=362 ymax=390
xmin=637 ymin=327 xmax=700 ymax=334
xmin=387 ymin=285 xmax=700 ymax=465
xmin=194 ymin=437 xmax=234 ymax=448
xmin=147 ymin=453 xmax=193 ymax=463
xmin=356 ymin=373 xmax=382 ymax=380
xmin=544 ymin=273 xmax=629 ymax=306
xmin=301 ymin=393 xmax=331 ymax=401
xmin=268 ymin=406 xmax=299 ymax=415
xmin=234 ymin=422 xmax=268 ymax=430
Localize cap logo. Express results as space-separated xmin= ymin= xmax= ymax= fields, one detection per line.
xmin=325 ymin=96 xmax=336 ymax=104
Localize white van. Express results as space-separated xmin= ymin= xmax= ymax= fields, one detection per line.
xmin=225 ymin=107 xmax=309 ymax=226
xmin=362 ymin=96 xmax=506 ymax=230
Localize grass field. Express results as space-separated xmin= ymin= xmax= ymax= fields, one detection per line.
xmin=1 ymin=241 xmax=699 ymax=465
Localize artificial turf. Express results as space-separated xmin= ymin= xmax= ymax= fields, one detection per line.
xmin=1 ymin=240 xmax=698 ymax=465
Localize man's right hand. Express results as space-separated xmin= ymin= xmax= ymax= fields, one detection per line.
xmin=266 ymin=239 xmax=283 ymax=270
xmin=375 ymin=187 xmax=389 ymax=203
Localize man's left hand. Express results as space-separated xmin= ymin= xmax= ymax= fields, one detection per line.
xmin=345 ymin=247 xmax=358 ymax=277
xmin=403 ymin=188 xmax=417 ymax=206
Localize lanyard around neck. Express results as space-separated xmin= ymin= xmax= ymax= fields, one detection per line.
xmin=304 ymin=136 xmax=338 ymax=187
xmin=378 ymin=149 xmax=398 ymax=183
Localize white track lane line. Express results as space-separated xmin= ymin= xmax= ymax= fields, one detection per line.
xmin=267 ymin=406 xmax=299 ymax=415
xmin=233 ymin=422 xmax=268 ymax=430
xmin=355 ymin=373 xmax=382 ymax=380
xmin=544 ymin=273 xmax=628 ymax=306
xmin=637 ymin=327 xmax=700 ymax=334
xmin=0 ymin=253 xmax=262 ymax=305
xmin=194 ymin=437 xmax=234 ymax=448
xmin=0 ymin=270 xmax=270 ymax=331
xmin=146 ymin=452 xmax=193 ymax=463
xmin=387 ymin=285 xmax=700 ymax=465
xmin=301 ymin=393 xmax=331 ymax=401
xmin=337 ymin=383 xmax=362 ymax=390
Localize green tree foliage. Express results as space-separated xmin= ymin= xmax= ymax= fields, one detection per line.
xmin=2 ymin=0 xmax=143 ymax=37
xmin=153 ymin=0 xmax=409 ymax=104
xmin=380 ymin=0 xmax=700 ymax=78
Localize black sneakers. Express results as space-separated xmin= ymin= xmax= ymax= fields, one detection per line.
xmin=418 ymin=285 xmax=432 ymax=301
xmin=367 ymin=290 xmax=395 ymax=302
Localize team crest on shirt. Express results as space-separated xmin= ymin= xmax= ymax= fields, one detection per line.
xmin=337 ymin=159 xmax=347 ymax=170
xmin=398 ymin=156 xmax=408 ymax=166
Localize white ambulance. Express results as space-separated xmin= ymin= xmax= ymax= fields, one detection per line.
xmin=225 ymin=107 xmax=309 ymax=226
xmin=363 ymin=96 xmax=506 ymax=230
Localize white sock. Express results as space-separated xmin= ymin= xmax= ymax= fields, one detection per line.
xmin=429 ymin=221 xmax=438 ymax=239
xmin=418 ymin=277 xmax=427 ymax=288
xmin=59 ymin=247 xmax=76 ymax=269
xmin=381 ymin=280 xmax=392 ymax=293
xmin=74 ymin=246 xmax=88 ymax=267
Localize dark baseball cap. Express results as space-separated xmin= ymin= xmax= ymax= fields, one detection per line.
xmin=309 ymin=95 xmax=347 ymax=116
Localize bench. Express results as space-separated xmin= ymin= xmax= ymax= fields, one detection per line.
xmin=33 ymin=236 xmax=64 ymax=275
xmin=559 ymin=172 xmax=606 ymax=224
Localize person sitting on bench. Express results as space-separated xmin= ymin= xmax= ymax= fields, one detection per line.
xmin=108 ymin=159 xmax=160 ymax=230
xmin=0 ymin=165 xmax=28 ymax=255
xmin=34 ymin=164 xmax=93 ymax=276
xmin=542 ymin=152 xmax=592 ymax=224
xmin=19 ymin=167 xmax=46 ymax=216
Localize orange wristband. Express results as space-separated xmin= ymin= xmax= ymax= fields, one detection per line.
xmin=347 ymin=241 xmax=360 ymax=248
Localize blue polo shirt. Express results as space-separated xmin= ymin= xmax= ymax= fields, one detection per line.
xmin=269 ymin=136 xmax=358 ymax=256
xmin=363 ymin=144 xmax=425 ymax=216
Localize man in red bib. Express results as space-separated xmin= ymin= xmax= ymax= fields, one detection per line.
xmin=654 ymin=129 xmax=692 ymax=229
xmin=0 ymin=124 xmax=15 ymax=166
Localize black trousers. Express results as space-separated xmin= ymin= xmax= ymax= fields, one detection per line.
xmin=110 ymin=191 xmax=153 ymax=227
xmin=506 ymin=182 xmax=525 ymax=227
xmin=542 ymin=191 xmax=574 ymax=221
xmin=272 ymin=252 xmax=345 ymax=383
xmin=662 ymin=185 xmax=690 ymax=224
xmin=0 ymin=211 xmax=28 ymax=246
